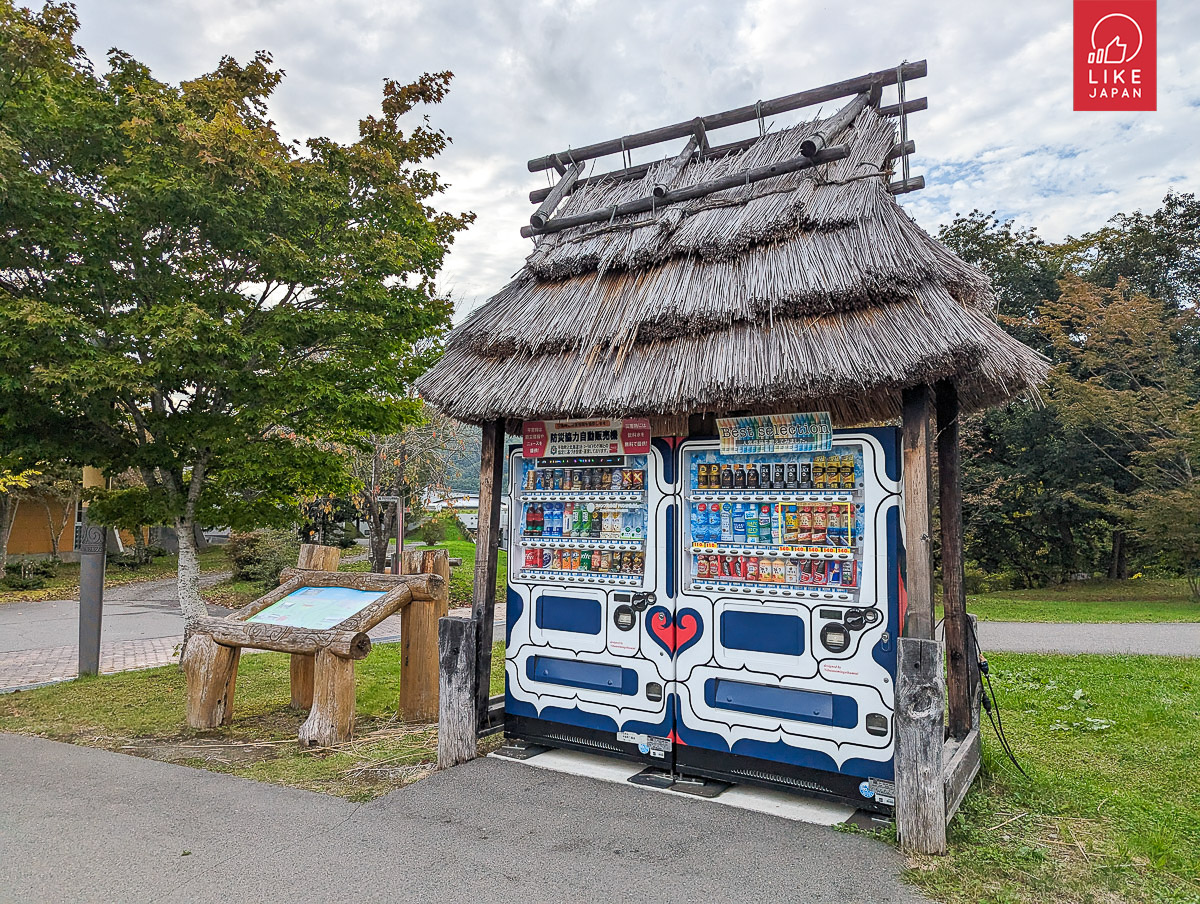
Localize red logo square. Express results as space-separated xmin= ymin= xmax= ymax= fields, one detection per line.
xmin=1074 ymin=0 xmax=1156 ymax=111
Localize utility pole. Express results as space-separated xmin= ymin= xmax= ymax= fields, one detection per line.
xmin=78 ymin=466 xmax=107 ymax=676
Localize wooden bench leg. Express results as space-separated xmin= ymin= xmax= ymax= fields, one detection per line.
xmin=298 ymin=648 xmax=355 ymax=747
xmin=290 ymin=653 xmax=315 ymax=709
xmin=182 ymin=635 xmax=240 ymax=729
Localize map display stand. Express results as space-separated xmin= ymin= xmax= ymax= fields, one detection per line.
xmin=182 ymin=563 xmax=448 ymax=746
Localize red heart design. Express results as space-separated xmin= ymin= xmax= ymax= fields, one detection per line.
xmin=676 ymin=612 xmax=699 ymax=650
xmin=648 ymin=609 xmax=676 ymax=652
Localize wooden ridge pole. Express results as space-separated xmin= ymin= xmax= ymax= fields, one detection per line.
xmin=936 ymin=379 xmax=972 ymax=740
xmin=799 ymin=92 xmax=869 ymax=158
xmin=521 ymin=145 xmax=849 ymax=238
xmin=901 ymin=385 xmax=935 ymax=639
xmin=472 ymin=419 xmax=506 ymax=729
xmin=527 ymin=60 xmax=927 ymax=172
xmin=653 ymin=133 xmax=700 ymax=198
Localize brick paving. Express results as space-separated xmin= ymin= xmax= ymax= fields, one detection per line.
xmin=0 ymin=636 xmax=183 ymax=692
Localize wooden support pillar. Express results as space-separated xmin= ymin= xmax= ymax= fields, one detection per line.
xmin=895 ymin=636 xmax=947 ymax=854
xmin=936 ymin=379 xmax=972 ymax=741
xmin=181 ymin=634 xmax=241 ymax=729
xmin=901 ymin=385 xmax=936 ymax=639
xmin=289 ymin=544 xmax=341 ymax=708
xmin=472 ymin=419 xmax=506 ymax=730
xmin=298 ymin=648 xmax=356 ymax=747
xmin=437 ymin=615 xmax=478 ymax=768
xmin=399 ymin=548 xmax=451 ymax=721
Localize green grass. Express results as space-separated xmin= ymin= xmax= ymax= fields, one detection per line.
xmin=0 ymin=640 xmax=507 ymax=800
xmin=909 ymin=653 xmax=1199 ymax=904
xmin=958 ymin=579 xmax=1200 ymax=623
xmin=0 ymin=547 xmax=229 ymax=604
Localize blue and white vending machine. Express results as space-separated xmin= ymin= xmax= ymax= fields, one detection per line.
xmin=504 ymin=414 xmax=904 ymax=813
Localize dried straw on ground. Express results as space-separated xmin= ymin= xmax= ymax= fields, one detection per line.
xmin=418 ymin=101 xmax=1048 ymax=427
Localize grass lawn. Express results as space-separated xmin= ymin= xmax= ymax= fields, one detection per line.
xmin=1 ymin=547 xmax=229 ymax=605
xmin=908 ymin=652 xmax=1199 ymax=904
xmin=953 ymin=579 xmax=1200 ymax=624
xmin=0 ymin=640 xmax=507 ymax=801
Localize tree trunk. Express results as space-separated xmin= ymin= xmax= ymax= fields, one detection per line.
xmin=175 ymin=515 xmax=209 ymax=624
xmin=368 ymin=501 xmax=392 ymax=573
xmin=0 ymin=493 xmax=18 ymax=576
xmin=1108 ymin=530 xmax=1127 ymax=580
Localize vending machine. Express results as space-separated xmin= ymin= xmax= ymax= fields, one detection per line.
xmin=504 ymin=414 xmax=904 ymax=812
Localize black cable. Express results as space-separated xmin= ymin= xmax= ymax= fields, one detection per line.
xmin=968 ymin=615 xmax=1029 ymax=779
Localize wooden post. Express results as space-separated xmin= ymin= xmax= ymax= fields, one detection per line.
xmin=472 ymin=419 xmax=506 ymax=730
xmin=901 ymin=385 xmax=936 ymax=639
xmin=399 ymin=548 xmax=451 ymax=721
xmin=895 ymin=636 xmax=947 ymax=855
xmin=437 ymin=615 xmax=478 ymax=768
xmin=297 ymin=543 xmax=340 ymax=571
xmin=181 ymin=634 xmax=241 ymax=729
xmin=290 ymin=544 xmax=341 ymax=707
xmin=936 ymin=379 xmax=971 ymax=740
xmin=298 ymin=647 xmax=357 ymax=747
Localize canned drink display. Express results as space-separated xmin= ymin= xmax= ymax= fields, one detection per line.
xmin=773 ymin=463 xmax=786 ymax=488
xmin=696 ymin=463 xmax=708 ymax=490
xmin=800 ymin=461 xmax=813 ymax=489
xmin=811 ymin=506 xmax=828 ymax=544
xmin=785 ymin=559 xmax=800 ymax=584
xmin=534 ymin=469 xmax=544 ymax=490
xmin=632 ymin=551 xmax=645 ymax=573
xmin=783 ymin=506 xmax=799 ymax=542
xmin=785 ymin=462 xmax=798 ymax=489
xmin=707 ymin=554 xmax=720 ymax=577
xmin=813 ymin=456 xmax=826 ymax=490
xmin=812 ymin=560 xmax=827 ymax=585
xmin=799 ymin=558 xmax=813 ymax=584
xmin=570 ymin=550 xmax=581 ymax=571
xmin=541 ymin=549 xmax=553 ymax=569
xmin=827 ymin=560 xmax=842 ymax=585
xmin=733 ymin=555 xmax=746 ymax=579
xmin=551 ymin=549 xmax=563 ymax=570
xmin=599 ymin=551 xmax=612 ymax=572
xmin=697 ymin=555 xmax=709 ymax=579
xmin=719 ymin=555 xmax=733 ymax=577
xmin=798 ymin=507 xmax=812 ymax=543
xmin=611 ymin=467 xmax=624 ymax=490
xmin=525 ymin=468 xmax=537 ymax=491
xmin=580 ymin=550 xmax=592 ymax=571
xmin=551 ymin=468 xmax=562 ymax=490
xmin=600 ymin=469 xmax=612 ymax=490
xmin=746 ymin=556 xmax=759 ymax=581
xmin=759 ymin=463 xmax=772 ymax=489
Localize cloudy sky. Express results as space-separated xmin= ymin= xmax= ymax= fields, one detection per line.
xmin=76 ymin=0 xmax=1199 ymax=317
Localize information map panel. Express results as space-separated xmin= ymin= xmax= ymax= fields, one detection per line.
xmin=246 ymin=586 xmax=386 ymax=630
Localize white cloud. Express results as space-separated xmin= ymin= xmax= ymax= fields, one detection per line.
xmin=76 ymin=0 xmax=1200 ymax=317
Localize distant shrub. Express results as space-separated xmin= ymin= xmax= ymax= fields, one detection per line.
xmin=225 ymin=529 xmax=301 ymax=584
xmin=144 ymin=545 xmax=170 ymax=559
xmin=418 ymin=513 xmax=450 ymax=546
xmin=3 ymin=573 xmax=45 ymax=590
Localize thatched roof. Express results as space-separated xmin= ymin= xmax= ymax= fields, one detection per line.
xmin=419 ymin=68 xmax=1048 ymax=428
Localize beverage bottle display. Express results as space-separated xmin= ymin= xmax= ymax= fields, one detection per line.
xmin=575 ymin=504 xmax=586 ymax=536
xmin=783 ymin=505 xmax=799 ymax=542
xmin=827 ymin=509 xmax=842 ymax=546
xmin=747 ymin=464 xmax=759 ymax=489
xmin=786 ymin=462 xmax=798 ymax=489
xmin=692 ymin=503 xmax=706 ymax=543
xmin=732 ymin=503 xmax=747 ymax=542
xmin=708 ymin=503 xmax=721 ymax=543
xmin=785 ymin=559 xmax=800 ymax=584
xmin=696 ymin=555 xmax=709 ymax=579
xmin=827 ymin=561 xmax=842 ymax=586
xmin=746 ymin=556 xmax=759 ymax=581
xmin=562 ymin=503 xmax=574 ymax=538
xmin=813 ymin=456 xmax=826 ymax=490
xmin=720 ymin=464 xmax=733 ymax=489
xmin=798 ymin=507 xmax=812 ymax=542
xmin=733 ymin=555 xmax=746 ymax=579
xmin=734 ymin=464 xmax=746 ymax=489
xmin=800 ymin=460 xmax=813 ymax=489
xmin=696 ymin=463 xmax=707 ymax=490
xmin=812 ymin=506 xmax=828 ymax=543
xmin=581 ymin=550 xmax=592 ymax=571
xmin=759 ymin=504 xmax=773 ymax=544
xmin=720 ymin=503 xmax=733 ymax=542
xmin=773 ymin=463 xmax=785 ymax=488
xmin=745 ymin=504 xmax=758 ymax=542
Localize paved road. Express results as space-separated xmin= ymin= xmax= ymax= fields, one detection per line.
xmin=975 ymin=620 xmax=1199 ymax=657
xmin=0 ymin=733 xmax=930 ymax=904
xmin=0 ymin=573 xmax=232 ymax=654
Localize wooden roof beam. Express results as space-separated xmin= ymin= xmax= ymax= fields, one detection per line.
xmin=526 ymin=60 xmax=928 ymax=173
xmin=530 ymin=161 xmax=584 ymax=228
xmin=889 ymin=175 xmax=925 ymax=194
xmin=521 ymin=145 xmax=850 ymax=238
xmin=800 ymin=91 xmax=870 ymax=158
xmin=653 ymin=134 xmax=700 ymax=198
xmin=879 ymin=96 xmax=928 ymax=117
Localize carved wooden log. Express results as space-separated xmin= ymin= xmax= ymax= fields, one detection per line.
xmin=298 ymin=648 xmax=356 ymax=747
xmin=290 ymin=653 xmax=315 ymax=709
xmin=400 ymin=549 xmax=451 ymax=722
xmin=190 ymin=617 xmax=372 ymax=660
xmin=896 ymin=636 xmax=947 ymax=855
xmin=182 ymin=634 xmax=241 ymax=729
xmin=297 ymin=543 xmax=340 ymax=571
xmin=333 ymin=584 xmax=414 ymax=633
xmin=437 ymin=615 xmax=478 ymax=768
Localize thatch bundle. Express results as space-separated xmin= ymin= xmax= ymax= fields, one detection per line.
xmin=419 ymin=103 xmax=1048 ymax=428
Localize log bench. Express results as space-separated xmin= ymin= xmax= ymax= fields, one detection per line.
xmin=181 ymin=560 xmax=449 ymax=747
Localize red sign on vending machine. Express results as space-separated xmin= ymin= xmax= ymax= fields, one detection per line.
xmin=523 ymin=418 xmax=651 ymax=458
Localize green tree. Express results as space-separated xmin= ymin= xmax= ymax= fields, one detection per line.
xmin=0 ymin=3 xmax=471 ymax=621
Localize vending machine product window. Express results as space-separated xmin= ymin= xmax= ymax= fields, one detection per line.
xmin=682 ymin=446 xmax=865 ymax=603
xmin=515 ymin=454 xmax=649 ymax=586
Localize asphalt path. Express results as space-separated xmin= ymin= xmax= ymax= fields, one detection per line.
xmin=0 ymin=733 xmax=931 ymax=904
xmin=974 ymin=620 xmax=1199 ymax=657
xmin=0 ymin=574 xmax=232 ymax=654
